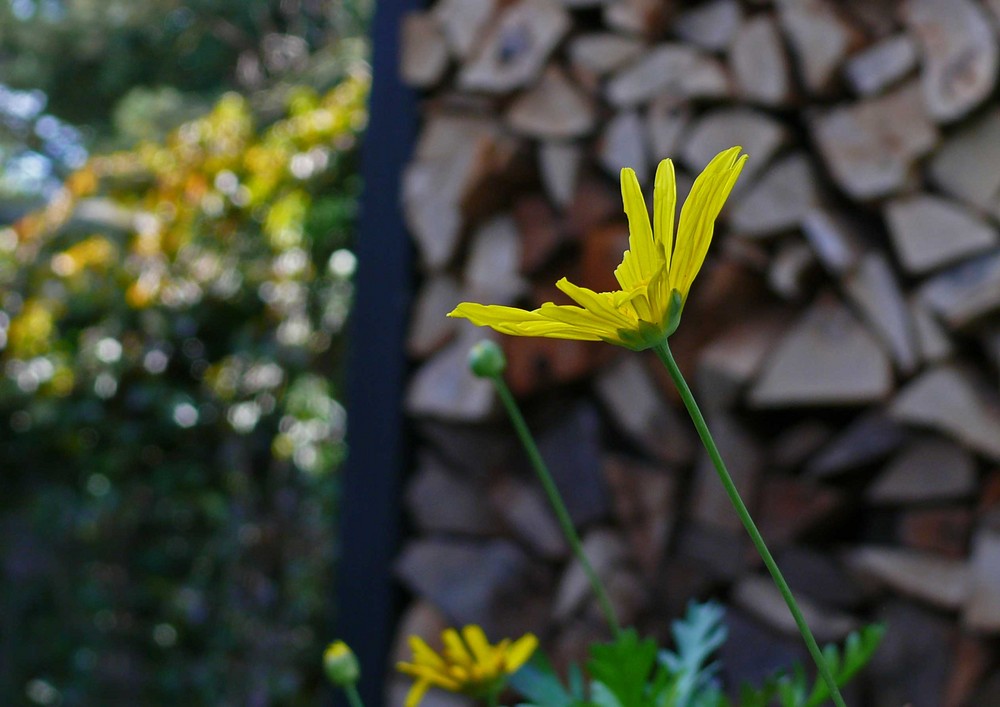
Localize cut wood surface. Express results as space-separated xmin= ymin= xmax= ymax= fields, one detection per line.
xmin=392 ymin=0 xmax=1000 ymax=701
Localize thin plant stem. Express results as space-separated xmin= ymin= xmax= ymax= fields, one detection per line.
xmin=652 ymin=341 xmax=846 ymax=707
xmin=344 ymin=684 xmax=365 ymax=707
xmin=487 ymin=690 xmax=500 ymax=707
xmin=490 ymin=374 xmax=622 ymax=639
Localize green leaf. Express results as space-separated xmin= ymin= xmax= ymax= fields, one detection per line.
xmin=803 ymin=624 xmax=885 ymax=707
xmin=590 ymin=681 xmax=625 ymax=707
xmin=509 ymin=651 xmax=578 ymax=707
xmin=658 ymin=601 xmax=728 ymax=707
xmin=587 ymin=628 xmax=660 ymax=707
xmin=741 ymin=623 xmax=885 ymax=707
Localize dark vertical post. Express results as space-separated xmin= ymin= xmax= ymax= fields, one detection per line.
xmin=335 ymin=0 xmax=418 ymax=703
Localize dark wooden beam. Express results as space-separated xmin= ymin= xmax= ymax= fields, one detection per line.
xmin=335 ymin=0 xmax=419 ymax=703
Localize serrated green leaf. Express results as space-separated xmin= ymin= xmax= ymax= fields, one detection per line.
xmin=587 ymin=628 xmax=660 ymax=707
xmin=803 ymin=623 xmax=885 ymax=707
xmin=658 ymin=601 xmax=728 ymax=707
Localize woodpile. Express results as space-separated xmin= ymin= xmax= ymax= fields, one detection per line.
xmin=392 ymin=1 xmax=1000 ymax=704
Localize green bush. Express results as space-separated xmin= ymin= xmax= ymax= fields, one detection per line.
xmin=0 ymin=70 xmax=367 ymax=705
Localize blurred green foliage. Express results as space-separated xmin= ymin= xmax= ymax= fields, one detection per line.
xmin=0 ymin=0 xmax=370 ymax=129
xmin=0 ymin=2 xmax=371 ymax=703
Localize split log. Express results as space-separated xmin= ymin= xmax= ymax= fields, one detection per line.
xmin=965 ymin=528 xmax=1000 ymax=632
xmin=594 ymin=356 xmax=694 ymax=465
xmin=756 ymin=475 xmax=844 ymax=545
xmin=406 ymin=452 xmax=502 ymax=535
xmin=568 ymin=33 xmax=645 ymax=76
xmin=909 ymin=295 xmax=955 ymax=365
xmin=811 ymin=81 xmax=938 ymax=200
xmin=844 ymin=34 xmax=918 ymax=97
xmin=505 ymin=67 xmax=596 ymax=139
xmin=553 ymin=529 xmax=628 ymax=621
xmin=605 ymin=44 xmax=729 ymax=107
xmin=901 ymin=0 xmax=998 ymax=123
xmin=776 ymin=0 xmax=860 ymax=95
xmin=732 ymin=574 xmax=857 ymax=642
xmin=602 ymin=0 xmax=670 ymax=38
xmin=598 ymin=111 xmax=649 ymax=183
xmin=806 ymin=410 xmax=906 ymax=479
xmin=537 ymin=141 xmax=582 ymax=208
xmin=407 ymin=275 xmax=462 ymax=357
xmin=458 ymin=0 xmax=570 ymax=93
xmin=680 ymin=108 xmax=788 ymax=186
xmin=767 ymin=239 xmax=816 ymax=300
xmin=645 ymin=96 xmax=689 ymax=162
xmin=463 ymin=215 xmax=527 ymax=304
xmin=602 ymin=455 xmax=677 ymax=580
xmin=404 ymin=115 xmax=519 ymax=270
xmin=729 ymin=152 xmax=822 ymax=237
xmin=395 ymin=538 xmax=538 ymax=635
xmin=897 ymin=507 xmax=973 ymax=560
xmin=750 ymin=296 xmax=893 ymax=407
xmin=884 ymin=194 xmax=999 ymax=275
xmin=405 ymin=329 xmax=497 ymax=421
xmin=847 ymin=546 xmax=970 ymax=611
xmin=867 ymin=438 xmax=977 ymax=505
xmin=675 ymin=0 xmax=742 ymax=52
xmin=919 ymin=252 xmax=1000 ymax=329
xmin=690 ymin=410 xmax=764 ymax=533
xmin=488 ymin=475 xmax=569 ymax=560
xmin=928 ymin=109 xmax=1000 ymax=215
xmin=433 ymin=0 xmax=496 ymax=60
xmin=512 ymin=194 xmax=564 ymax=274
xmin=891 ymin=365 xmax=1000 ymax=463
xmin=730 ymin=14 xmax=793 ymax=107
xmin=400 ymin=12 xmax=450 ymax=88
xmin=841 ymin=252 xmax=918 ymax=375
xmin=800 ymin=208 xmax=864 ymax=276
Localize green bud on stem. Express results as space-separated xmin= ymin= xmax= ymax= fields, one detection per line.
xmin=468 ymin=340 xmax=506 ymax=378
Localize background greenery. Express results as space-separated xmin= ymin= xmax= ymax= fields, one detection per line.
xmin=0 ymin=1 xmax=370 ymax=703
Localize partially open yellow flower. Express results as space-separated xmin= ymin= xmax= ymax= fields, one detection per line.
xmin=396 ymin=625 xmax=537 ymax=707
xmin=448 ymin=147 xmax=747 ymax=350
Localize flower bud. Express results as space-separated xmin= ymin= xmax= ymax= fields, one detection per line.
xmin=324 ymin=641 xmax=360 ymax=687
xmin=468 ymin=340 xmax=506 ymax=378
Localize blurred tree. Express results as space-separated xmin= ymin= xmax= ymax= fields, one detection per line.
xmin=0 ymin=71 xmax=368 ymax=704
xmin=0 ymin=0 xmax=371 ymax=130
xmin=0 ymin=2 xmax=371 ymax=702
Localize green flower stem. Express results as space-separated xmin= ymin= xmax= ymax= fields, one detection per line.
xmin=653 ymin=341 xmax=846 ymax=707
xmin=343 ymin=684 xmax=365 ymax=707
xmin=489 ymin=374 xmax=623 ymax=639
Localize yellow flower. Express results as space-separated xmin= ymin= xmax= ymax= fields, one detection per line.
xmin=396 ymin=625 xmax=537 ymax=707
xmin=448 ymin=147 xmax=747 ymax=350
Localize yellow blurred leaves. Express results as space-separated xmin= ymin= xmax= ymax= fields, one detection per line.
xmin=8 ymin=299 xmax=56 ymax=358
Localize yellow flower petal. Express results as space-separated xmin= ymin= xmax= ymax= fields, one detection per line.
xmin=407 ymin=636 xmax=446 ymax=669
xmin=404 ymin=679 xmax=431 ymax=707
xmin=448 ymin=147 xmax=746 ymax=349
xmin=618 ymin=167 xmax=657 ymax=289
xmin=461 ymin=625 xmax=495 ymax=666
xmin=505 ymin=633 xmax=539 ymax=672
xmin=554 ymin=278 xmax=634 ymax=329
xmin=398 ymin=626 xmax=540 ymax=704
xmin=653 ymin=158 xmax=677 ymax=270
xmin=671 ymin=146 xmax=746 ymax=299
xmin=397 ymin=662 xmax=463 ymax=690
xmin=449 ymin=302 xmax=607 ymax=341
xmin=442 ymin=628 xmax=474 ymax=667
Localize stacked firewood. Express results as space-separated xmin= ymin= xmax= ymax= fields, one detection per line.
xmin=392 ymin=1 xmax=1000 ymax=704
